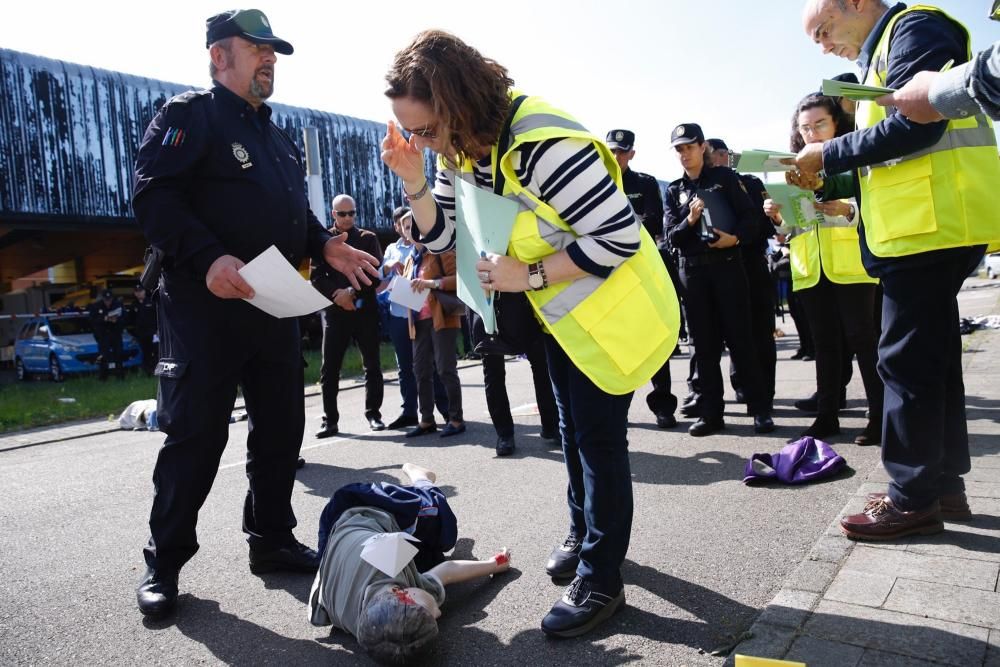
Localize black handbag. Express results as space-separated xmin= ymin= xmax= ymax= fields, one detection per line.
xmin=468 ymin=94 xmax=543 ymax=356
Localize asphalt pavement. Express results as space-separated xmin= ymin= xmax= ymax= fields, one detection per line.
xmin=1 ymin=280 xmax=997 ymax=666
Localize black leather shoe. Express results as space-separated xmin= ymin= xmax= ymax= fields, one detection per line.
xmin=136 ymin=567 xmax=178 ymax=619
xmin=296 ymin=457 xmax=305 ymax=469
xmin=688 ymin=418 xmax=724 ymax=437
xmin=368 ymin=417 xmax=386 ymax=431
xmin=541 ymin=576 xmax=625 ymax=638
xmin=440 ymin=422 xmax=466 ymax=438
xmin=546 ymin=533 xmax=582 ymax=579
xmin=793 ymin=392 xmax=847 ymax=415
xmin=655 ymin=412 xmax=678 ymax=429
xmin=496 ymin=435 xmax=515 ymax=457
xmin=405 ymin=423 xmax=437 ymax=438
xmin=540 ymin=429 xmax=560 ymax=444
xmin=754 ymin=413 xmax=776 ymax=434
xmin=795 ymin=416 xmax=840 ymax=442
xmin=249 ymin=541 xmax=320 ymax=574
xmin=387 ymin=414 xmax=419 ymax=430
xmin=315 ymin=424 xmax=339 ymax=439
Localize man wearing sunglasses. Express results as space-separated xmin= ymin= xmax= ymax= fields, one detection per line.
xmin=311 ymin=194 xmax=386 ymax=438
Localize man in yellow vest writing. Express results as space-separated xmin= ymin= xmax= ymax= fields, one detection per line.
xmin=787 ymin=0 xmax=1000 ymax=539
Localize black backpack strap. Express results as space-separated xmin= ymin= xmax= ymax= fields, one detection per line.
xmin=493 ymin=94 xmax=528 ymax=196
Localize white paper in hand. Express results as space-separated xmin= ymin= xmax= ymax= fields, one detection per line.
xmin=360 ymin=532 xmax=421 ymax=577
xmin=237 ymin=245 xmax=332 ymax=318
xmin=388 ymin=275 xmax=430 ymax=311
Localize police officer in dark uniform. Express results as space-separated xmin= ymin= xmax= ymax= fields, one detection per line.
xmin=128 ymin=284 xmax=158 ymax=375
xmin=665 ymin=123 xmax=776 ymax=437
xmin=89 ymin=289 xmax=125 ymax=381
xmin=130 ymin=9 xmax=380 ymax=620
xmin=606 ymin=129 xmax=677 ymax=428
xmin=312 ymin=193 xmax=385 ymax=437
xmin=707 ymin=138 xmax=777 ymax=413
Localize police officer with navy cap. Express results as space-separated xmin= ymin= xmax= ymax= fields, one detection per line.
xmin=607 ymin=129 xmax=677 ymax=428
xmin=665 ymin=123 xmax=776 ymax=436
xmin=131 ymin=9 xmax=380 ymax=620
xmin=707 ymin=138 xmax=777 ymax=415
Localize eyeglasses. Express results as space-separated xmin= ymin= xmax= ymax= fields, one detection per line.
xmin=407 ymin=125 xmax=438 ymax=140
xmin=798 ymin=118 xmax=831 ymax=135
xmin=335 ymin=210 xmax=357 ymax=218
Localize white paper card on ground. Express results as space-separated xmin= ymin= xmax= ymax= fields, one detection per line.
xmin=454 ymin=177 xmax=519 ymax=335
xmin=360 ymin=532 xmax=421 ymax=577
xmin=387 ymin=275 xmax=429 ymax=311
xmin=238 ymin=245 xmax=332 ymax=318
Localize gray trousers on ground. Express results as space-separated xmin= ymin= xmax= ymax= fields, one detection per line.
xmin=412 ymin=319 xmax=462 ymax=423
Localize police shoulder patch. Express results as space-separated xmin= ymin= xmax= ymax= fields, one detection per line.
xmin=169 ymin=89 xmax=212 ymax=106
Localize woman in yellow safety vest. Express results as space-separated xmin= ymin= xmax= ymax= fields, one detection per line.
xmin=764 ymin=93 xmax=883 ymax=446
xmin=380 ymin=30 xmax=677 ymax=646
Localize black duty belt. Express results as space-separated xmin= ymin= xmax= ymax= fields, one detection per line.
xmin=679 ymin=249 xmax=741 ymax=269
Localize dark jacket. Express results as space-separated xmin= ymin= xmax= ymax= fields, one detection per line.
xmin=622 ymin=167 xmax=665 ymax=240
xmin=665 ymin=166 xmax=756 ymax=258
xmin=820 ymin=2 xmax=971 ymax=276
xmin=310 ymin=225 xmax=383 ymax=312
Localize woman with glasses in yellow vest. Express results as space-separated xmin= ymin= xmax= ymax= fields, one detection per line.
xmin=764 ymin=93 xmax=883 ymax=447
xmin=380 ymin=30 xmax=678 ymax=639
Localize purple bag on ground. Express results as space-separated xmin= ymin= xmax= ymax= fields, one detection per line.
xmin=743 ymin=436 xmax=846 ymax=485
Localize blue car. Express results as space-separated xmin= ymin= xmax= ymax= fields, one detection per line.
xmin=13 ymin=313 xmax=142 ymax=381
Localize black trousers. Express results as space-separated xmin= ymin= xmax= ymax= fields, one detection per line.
xmin=98 ymin=329 xmax=125 ymax=379
xmin=319 ymin=307 xmax=384 ymax=425
xmin=680 ymin=254 xmax=767 ymax=420
xmin=798 ymin=276 xmax=882 ymax=419
xmin=881 ymin=247 xmax=983 ymax=511
xmin=482 ymin=337 xmax=558 ymax=438
xmin=730 ymin=255 xmax=777 ymax=409
xmin=145 ymin=276 xmax=305 ymax=571
xmin=789 ymin=291 xmax=814 ymax=356
xmin=137 ymin=334 xmax=158 ymax=375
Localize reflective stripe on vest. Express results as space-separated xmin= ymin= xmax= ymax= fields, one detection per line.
xmin=857 ymin=5 xmax=1000 ymax=257
xmin=450 ymin=93 xmax=679 ymax=394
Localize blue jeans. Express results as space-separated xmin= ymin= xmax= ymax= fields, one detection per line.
xmin=544 ymin=335 xmax=633 ymax=589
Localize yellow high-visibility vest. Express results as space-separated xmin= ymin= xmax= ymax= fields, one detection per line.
xmin=449 ymin=93 xmax=678 ymax=395
xmin=789 ymin=211 xmax=877 ymax=291
xmin=857 ymin=5 xmax=1000 ymax=258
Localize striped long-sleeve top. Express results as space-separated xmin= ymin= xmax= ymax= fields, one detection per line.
xmin=414 ymin=137 xmax=641 ymax=279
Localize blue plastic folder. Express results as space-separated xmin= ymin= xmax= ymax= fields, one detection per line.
xmin=454 ymin=177 xmax=518 ymax=334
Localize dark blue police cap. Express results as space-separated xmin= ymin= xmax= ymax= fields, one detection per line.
xmin=707 ymin=138 xmax=729 ymax=151
xmin=206 ymin=9 xmax=293 ymax=55
xmin=606 ymin=129 xmax=635 ymax=151
xmin=670 ymin=123 xmax=705 ymax=147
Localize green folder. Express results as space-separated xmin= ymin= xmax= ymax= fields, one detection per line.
xmin=734 ymin=149 xmax=797 ymax=174
xmin=762 ymin=183 xmax=825 ymax=230
xmin=454 ymin=177 xmax=518 ymax=334
xmin=821 ymin=78 xmax=895 ymax=101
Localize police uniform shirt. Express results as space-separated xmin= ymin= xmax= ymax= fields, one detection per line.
xmin=132 ymin=83 xmax=332 ymax=280
xmin=621 ymin=168 xmax=665 ymax=239
xmin=129 ymin=297 xmax=157 ymax=337
xmin=310 ymin=225 xmax=383 ymax=311
xmin=738 ymin=173 xmax=776 ymax=256
xmin=90 ymin=298 xmax=125 ymax=332
xmin=664 ymin=166 xmax=756 ymax=258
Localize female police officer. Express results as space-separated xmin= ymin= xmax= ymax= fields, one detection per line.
xmin=665 ymin=123 xmax=776 ymax=437
xmin=380 ymin=30 xmax=678 ymax=638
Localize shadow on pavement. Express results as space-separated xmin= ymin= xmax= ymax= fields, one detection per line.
xmin=171 ymin=596 xmax=338 ymax=665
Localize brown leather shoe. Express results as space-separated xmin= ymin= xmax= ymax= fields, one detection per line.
xmin=865 ymin=492 xmax=971 ymax=521
xmin=841 ymin=496 xmax=943 ymax=541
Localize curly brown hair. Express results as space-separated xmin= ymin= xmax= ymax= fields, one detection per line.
xmin=789 ymin=93 xmax=854 ymax=152
xmin=385 ymin=30 xmax=513 ymax=164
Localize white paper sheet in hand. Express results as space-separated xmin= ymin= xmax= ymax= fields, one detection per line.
xmin=387 ymin=275 xmax=430 ymax=311
xmin=360 ymin=532 xmax=421 ymax=577
xmin=238 ymin=245 xmax=332 ymax=318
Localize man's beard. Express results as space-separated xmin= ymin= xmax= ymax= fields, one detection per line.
xmin=249 ymin=70 xmax=273 ymax=100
